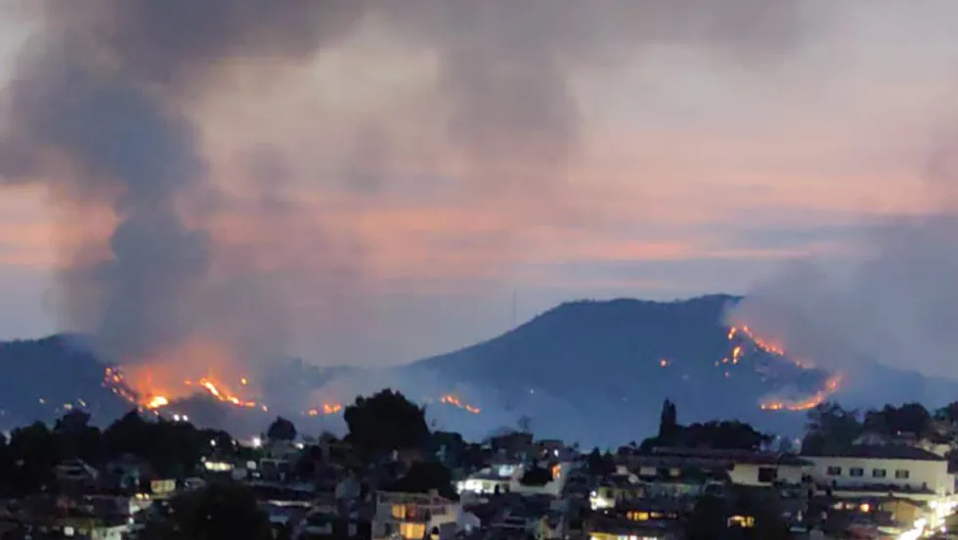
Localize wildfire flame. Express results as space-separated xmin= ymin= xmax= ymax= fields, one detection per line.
xmin=103 ymin=366 xmax=479 ymax=418
xmin=440 ymin=394 xmax=481 ymax=414
xmin=307 ymin=404 xmax=343 ymax=416
xmin=725 ymin=325 xmax=844 ymax=412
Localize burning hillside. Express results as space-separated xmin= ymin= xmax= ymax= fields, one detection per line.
xmin=101 ymin=365 xmax=480 ymax=421
xmin=725 ymin=325 xmax=844 ymax=412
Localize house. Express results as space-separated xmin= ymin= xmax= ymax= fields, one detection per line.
xmin=372 ymin=490 xmax=462 ymax=540
xmin=623 ymin=447 xmax=811 ymax=488
xmin=55 ymin=459 xmax=100 ymax=492
xmin=586 ymin=510 xmax=680 ymax=540
xmin=804 ymin=445 xmax=958 ymax=532
xmin=803 ymin=445 xmax=954 ymax=500
xmin=294 ymin=506 xmax=372 ymax=540
xmin=589 ymin=475 xmax=645 ymax=510
xmin=456 ymin=467 xmax=514 ymax=496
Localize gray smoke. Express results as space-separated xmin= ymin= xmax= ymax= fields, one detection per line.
xmin=0 ymin=1 xmax=827 ymax=416
xmin=0 ymin=1 xmax=362 ymax=363
xmin=727 ymin=143 xmax=958 ymax=389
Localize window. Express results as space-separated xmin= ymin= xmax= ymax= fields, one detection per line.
xmin=895 ymin=470 xmax=910 ymax=479
xmin=727 ymin=515 xmax=755 ymax=528
xmin=757 ymin=467 xmax=777 ymax=483
xmin=849 ymin=467 xmax=864 ymax=477
xmin=627 ymin=511 xmax=649 ymax=521
xmin=872 ymin=469 xmax=886 ymax=478
xmin=400 ymin=522 xmax=425 ymax=539
xmin=826 ymin=466 xmax=842 ymax=476
xmin=391 ymin=505 xmax=407 ymax=519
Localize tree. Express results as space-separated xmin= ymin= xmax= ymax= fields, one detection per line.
xmin=586 ymin=448 xmax=616 ymax=476
xmin=266 ymin=416 xmax=297 ymax=442
xmin=344 ymin=389 xmax=429 ymax=457
xmin=54 ymin=409 xmax=103 ymax=464
xmin=686 ymin=495 xmax=725 ymax=540
xmin=658 ymin=398 xmax=679 ymax=444
xmin=519 ymin=465 xmax=553 ymax=487
xmin=680 ymin=421 xmax=769 ymax=451
xmin=139 ymin=481 xmax=272 ymax=540
xmin=863 ymin=403 xmax=933 ymax=439
xmin=388 ymin=462 xmax=456 ymax=499
xmin=802 ymin=402 xmax=862 ymax=454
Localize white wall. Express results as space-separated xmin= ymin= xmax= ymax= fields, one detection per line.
xmin=729 ymin=463 xmax=807 ymax=487
xmin=805 ymin=456 xmax=951 ymax=496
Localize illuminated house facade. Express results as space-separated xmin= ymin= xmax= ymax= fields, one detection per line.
xmin=372 ymin=491 xmax=461 ymax=540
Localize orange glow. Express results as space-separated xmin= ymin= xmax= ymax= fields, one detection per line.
xmin=440 ymin=394 xmax=481 ymax=414
xmin=307 ymin=403 xmax=343 ymax=416
xmin=726 ymin=326 xmax=845 ymax=412
xmin=146 ymin=396 xmax=170 ymax=409
xmin=101 ymin=343 xmax=481 ymax=419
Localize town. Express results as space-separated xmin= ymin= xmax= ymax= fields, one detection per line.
xmin=0 ymin=390 xmax=957 ymax=540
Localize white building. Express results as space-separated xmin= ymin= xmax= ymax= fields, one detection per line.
xmin=804 ymin=445 xmax=957 ymax=532
xmin=372 ymin=490 xmax=462 ymax=540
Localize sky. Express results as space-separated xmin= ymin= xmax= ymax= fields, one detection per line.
xmin=1 ymin=2 xmax=958 ymax=368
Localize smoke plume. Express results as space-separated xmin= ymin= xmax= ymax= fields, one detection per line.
xmin=0 ymin=1 xmax=825 ymax=418
xmin=727 ymin=131 xmax=958 ymax=395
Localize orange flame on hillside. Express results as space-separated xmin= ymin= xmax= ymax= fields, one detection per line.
xmin=102 ymin=345 xmax=480 ymax=419
xmin=725 ymin=325 xmax=844 ymax=412
xmin=440 ymin=394 xmax=481 ymax=414
xmin=307 ymin=404 xmax=343 ymax=416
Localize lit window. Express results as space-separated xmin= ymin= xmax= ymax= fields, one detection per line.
xmin=392 ymin=505 xmax=406 ymax=519
xmin=400 ymin=522 xmax=425 ymax=539
xmin=727 ymin=515 xmax=755 ymax=528
xmin=626 ymin=511 xmax=649 ymax=521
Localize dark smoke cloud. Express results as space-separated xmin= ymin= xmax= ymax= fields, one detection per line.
xmin=0 ymin=0 xmax=827 ymax=418
xmin=0 ymin=1 xmax=362 ymax=363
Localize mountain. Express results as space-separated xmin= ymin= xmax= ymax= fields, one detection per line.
xmin=402 ymin=294 xmax=823 ymax=444
xmin=0 ymin=335 xmax=131 ymax=428
xmin=3 ymin=294 xmax=958 ymax=447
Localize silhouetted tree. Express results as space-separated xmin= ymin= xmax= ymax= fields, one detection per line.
xmin=802 ymin=402 xmax=862 ymax=454
xmin=389 ymin=462 xmax=456 ymax=499
xmin=864 ymin=403 xmax=933 ymax=439
xmin=586 ymin=447 xmax=616 ymax=476
xmin=686 ymin=495 xmax=725 ymax=540
xmin=266 ymin=416 xmax=297 ymax=442
xmin=54 ymin=409 xmax=103 ymax=464
xmin=519 ymin=465 xmax=553 ymax=487
xmin=4 ymin=421 xmax=61 ymax=494
xmin=344 ymin=389 xmax=429 ymax=457
xmin=680 ymin=421 xmax=769 ymax=451
xmin=139 ymin=481 xmax=271 ymax=540
xmin=658 ymin=398 xmax=679 ymax=444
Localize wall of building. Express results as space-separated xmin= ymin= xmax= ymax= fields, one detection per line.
xmin=729 ymin=463 xmax=806 ymax=487
xmin=805 ymin=457 xmax=951 ymax=496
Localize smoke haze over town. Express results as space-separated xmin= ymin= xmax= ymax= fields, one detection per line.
xmin=1 ymin=0 xmax=958 ymax=407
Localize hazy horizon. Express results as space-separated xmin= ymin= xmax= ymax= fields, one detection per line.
xmin=1 ymin=2 xmax=957 ymax=374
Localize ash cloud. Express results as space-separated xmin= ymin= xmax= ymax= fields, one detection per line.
xmin=0 ymin=1 xmax=828 ymax=421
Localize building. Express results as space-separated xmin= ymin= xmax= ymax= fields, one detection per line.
xmin=803 ymin=445 xmax=954 ymax=501
xmin=804 ymin=445 xmax=957 ymax=533
xmin=621 ymin=448 xmax=811 ymax=488
xmin=372 ymin=491 xmax=461 ymax=540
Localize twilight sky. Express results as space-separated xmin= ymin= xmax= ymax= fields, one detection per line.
xmin=1 ymin=2 xmax=957 ymax=367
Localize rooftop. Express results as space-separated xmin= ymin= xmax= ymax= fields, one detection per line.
xmin=629 ymin=447 xmax=811 ymax=467
xmin=803 ymin=445 xmax=945 ymax=462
